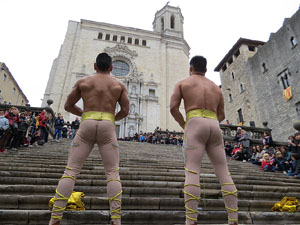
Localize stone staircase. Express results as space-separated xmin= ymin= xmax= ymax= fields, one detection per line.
xmin=0 ymin=139 xmax=300 ymax=225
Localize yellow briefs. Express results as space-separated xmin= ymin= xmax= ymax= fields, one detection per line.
xmin=81 ymin=111 xmax=115 ymax=123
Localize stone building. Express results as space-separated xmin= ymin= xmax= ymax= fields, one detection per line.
xmin=215 ymin=8 xmax=300 ymax=141
xmin=42 ymin=4 xmax=190 ymax=138
xmin=0 ymin=62 xmax=29 ymax=106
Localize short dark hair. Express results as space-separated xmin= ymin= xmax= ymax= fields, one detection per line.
xmin=96 ymin=53 xmax=112 ymax=72
xmin=190 ymin=56 xmax=207 ymax=73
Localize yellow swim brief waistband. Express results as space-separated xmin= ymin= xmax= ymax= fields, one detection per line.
xmin=186 ymin=109 xmax=218 ymax=121
xmin=81 ymin=111 xmax=115 ymax=123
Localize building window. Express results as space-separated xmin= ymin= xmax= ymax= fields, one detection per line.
xmin=234 ymin=49 xmax=240 ymax=58
xmin=262 ymin=63 xmax=268 ymax=73
xmin=171 ymin=15 xmax=175 ymax=29
xmin=240 ymin=83 xmax=244 ymax=93
xmin=142 ymin=40 xmax=147 ymax=46
xmin=279 ymin=70 xmax=290 ymax=89
xmin=296 ymin=102 xmax=300 ymax=119
xmin=128 ymin=37 xmax=132 ymax=44
xmin=228 ymin=57 xmax=233 ymax=65
xmin=98 ymin=32 xmax=103 ymax=39
xmin=228 ymin=94 xmax=233 ymax=103
xmin=134 ymin=39 xmax=139 ymax=45
xmin=13 ymin=87 xmax=16 ymax=94
xmin=21 ymin=100 xmax=24 ymax=105
xmin=232 ymin=72 xmax=235 ymax=80
xmin=112 ymin=60 xmax=130 ymax=76
xmin=105 ymin=34 xmax=110 ymax=40
xmin=248 ymin=46 xmax=255 ymax=51
xmin=161 ymin=17 xmax=164 ymax=30
xmin=3 ymin=74 xmax=7 ymax=81
xmin=290 ymin=36 xmax=297 ymax=47
xmin=149 ymin=89 xmax=155 ymax=96
xmin=113 ymin=35 xmax=118 ymax=41
xmin=121 ymin=36 xmax=125 ymax=42
xmin=237 ymin=108 xmax=244 ymax=124
xmin=130 ymin=104 xmax=136 ymax=114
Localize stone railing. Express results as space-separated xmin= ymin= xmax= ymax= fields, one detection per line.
xmin=155 ymin=124 xmax=288 ymax=147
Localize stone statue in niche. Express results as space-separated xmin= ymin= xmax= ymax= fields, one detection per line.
xmin=128 ymin=126 xmax=135 ymax=137
xmin=131 ymin=85 xmax=136 ymax=94
xmin=130 ymin=104 xmax=136 ymax=114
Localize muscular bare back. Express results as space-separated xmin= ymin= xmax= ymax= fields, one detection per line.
xmin=170 ymin=74 xmax=225 ymax=127
xmin=64 ymin=73 xmax=129 ymax=121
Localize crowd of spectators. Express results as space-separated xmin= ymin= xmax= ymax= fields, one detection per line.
xmin=120 ymin=127 xmax=183 ymax=146
xmin=0 ymin=106 xmax=80 ymax=153
xmin=225 ymin=126 xmax=300 ymax=179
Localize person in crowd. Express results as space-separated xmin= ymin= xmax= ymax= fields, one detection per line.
xmin=15 ymin=112 xmax=29 ymax=147
xmin=234 ymin=127 xmax=242 ymax=142
xmin=170 ymin=55 xmax=238 ymax=225
xmin=294 ymin=132 xmax=300 ymax=154
xmin=273 ymin=151 xmax=288 ymax=174
xmin=37 ymin=109 xmax=48 ymax=144
xmin=53 ymin=114 xmax=65 ymax=142
xmin=239 ymin=129 xmax=250 ymax=150
xmin=261 ymin=153 xmax=274 ymax=172
xmin=71 ymin=117 xmax=80 ymax=139
xmin=291 ymin=153 xmax=300 ymax=179
xmin=5 ymin=107 xmax=20 ymax=151
xmin=263 ymin=131 xmax=273 ymax=147
xmin=224 ymin=140 xmax=233 ymax=157
xmin=252 ymin=145 xmax=263 ymax=165
xmin=49 ymin=52 xmax=129 ymax=225
xmin=0 ymin=110 xmax=9 ymax=152
xmin=288 ymin=135 xmax=297 ymax=153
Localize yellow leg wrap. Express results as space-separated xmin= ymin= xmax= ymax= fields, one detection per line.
xmin=60 ymin=176 xmax=77 ymax=181
xmin=65 ymin=166 xmax=73 ymax=170
xmin=221 ymin=183 xmax=238 ymax=223
xmin=185 ymin=167 xmax=197 ymax=174
xmin=51 ymin=189 xmax=69 ymax=220
xmin=184 ymin=167 xmax=201 ymax=221
xmin=107 ymin=173 xmax=122 ymax=220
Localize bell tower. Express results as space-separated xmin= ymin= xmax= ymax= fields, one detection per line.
xmin=153 ymin=3 xmax=184 ymax=38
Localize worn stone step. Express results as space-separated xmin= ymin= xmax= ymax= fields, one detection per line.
xmin=1 ymin=209 xmax=300 ymax=224
xmin=0 ymin=195 xmax=279 ymax=211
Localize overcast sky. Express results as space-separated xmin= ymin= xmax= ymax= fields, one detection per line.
xmin=0 ymin=0 xmax=299 ymax=107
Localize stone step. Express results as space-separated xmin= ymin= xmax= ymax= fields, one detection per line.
xmin=0 ymin=195 xmax=279 ymax=211
xmin=1 ymin=210 xmax=300 ymax=224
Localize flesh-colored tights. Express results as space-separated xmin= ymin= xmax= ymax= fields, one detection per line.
xmin=183 ymin=117 xmax=238 ymax=225
xmin=49 ymin=120 xmax=122 ymax=225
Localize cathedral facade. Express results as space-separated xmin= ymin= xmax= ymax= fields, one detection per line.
xmin=215 ymin=8 xmax=300 ymax=141
xmin=42 ymin=4 xmax=190 ymax=138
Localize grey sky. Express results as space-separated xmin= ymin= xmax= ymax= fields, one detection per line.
xmin=0 ymin=0 xmax=299 ymax=106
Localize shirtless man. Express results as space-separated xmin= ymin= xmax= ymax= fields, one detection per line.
xmin=49 ymin=53 xmax=129 ymax=225
xmin=170 ymin=56 xmax=238 ymax=225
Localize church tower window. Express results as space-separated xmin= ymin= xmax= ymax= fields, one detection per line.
xmin=105 ymin=34 xmax=110 ymax=41
xmin=128 ymin=37 xmax=132 ymax=44
xmin=240 ymin=83 xmax=244 ymax=93
xmin=135 ymin=39 xmax=139 ymax=45
xmin=113 ymin=35 xmax=118 ymax=41
xmin=171 ymin=15 xmax=175 ymax=29
xmin=161 ymin=17 xmax=164 ymax=31
xmin=232 ymin=72 xmax=235 ymax=80
xmin=262 ymin=63 xmax=268 ymax=73
xmin=112 ymin=60 xmax=130 ymax=76
xmin=120 ymin=36 xmax=125 ymax=42
xmin=142 ymin=40 xmax=147 ymax=46
xmin=228 ymin=94 xmax=233 ymax=103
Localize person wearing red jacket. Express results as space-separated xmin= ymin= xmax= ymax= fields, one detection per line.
xmin=261 ymin=153 xmax=274 ymax=172
xmin=37 ymin=110 xmax=49 ymax=143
